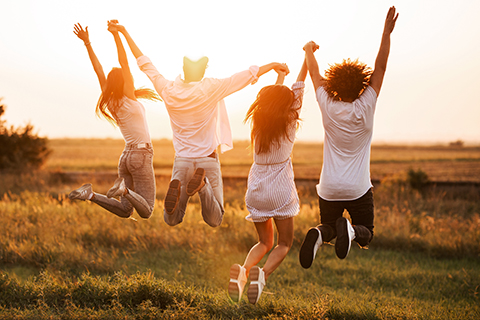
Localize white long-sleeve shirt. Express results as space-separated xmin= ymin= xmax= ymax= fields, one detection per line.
xmin=137 ymin=56 xmax=259 ymax=158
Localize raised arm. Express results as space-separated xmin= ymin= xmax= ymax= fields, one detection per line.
xmin=303 ymin=41 xmax=325 ymax=91
xmin=296 ymin=58 xmax=308 ymax=83
xmin=275 ymin=72 xmax=286 ymax=85
xmin=114 ymin=24 xmax=144 ymax=59
xmin=274 ymin=63 xmax=289 ymax=85
xmin=369 ymin=6 xmax=399 ymax=96
xmin=107 ymin=21 xmax=136 ymax=100
xmin=73 ymin=23 xmax=106 ymax=90
xmin=257 ymin=62 xmax=290 ymax=79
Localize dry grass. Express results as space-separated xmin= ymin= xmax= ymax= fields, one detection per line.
xmin=45 ymin=139 xmax=480 ymax=182
xmin=1 ymin=138 xmax=480 ymax=318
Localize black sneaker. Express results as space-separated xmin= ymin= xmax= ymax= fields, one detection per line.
xmin=335 ymin=217 xmax=356 ymax=259
xmin=299 ymin=227 xmax=322 ymax=269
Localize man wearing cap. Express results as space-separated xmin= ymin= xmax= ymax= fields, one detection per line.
xmin=112 ymin=22 xmax=288 ymax=227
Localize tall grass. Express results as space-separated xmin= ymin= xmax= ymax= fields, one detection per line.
xmin=1 ymin=140 xmax=480 ymax=318
xmin=0 ymin=192 xmax=478 ymax=318
xmin=1 ymin=182 xmax=478 ymax=276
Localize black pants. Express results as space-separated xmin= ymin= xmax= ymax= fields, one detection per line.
xmin=317 ymin=188 xmax=374 ymax=247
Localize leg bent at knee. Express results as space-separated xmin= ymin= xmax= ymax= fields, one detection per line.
xmin=353 ymin=225 xmax=373 ymax=247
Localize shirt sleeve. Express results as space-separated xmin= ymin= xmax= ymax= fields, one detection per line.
xmin=315 ymin=86 xmax=331 ymax=111
xmin=357 ymin=86 xmax=378 ymax=113
xmin=211 ymin=66 xmax=260 ymax=100
xmin=136 ymin=56 xmax=169 ymax=95
xmin=291 ymin=81 xmax=305 ymax=111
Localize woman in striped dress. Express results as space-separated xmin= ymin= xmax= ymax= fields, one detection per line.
xmin=228 ymin=59 xmax=308 ymax=304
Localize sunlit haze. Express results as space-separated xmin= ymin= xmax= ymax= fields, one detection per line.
xmin=1 ymin=0 xmax=479 ymax=144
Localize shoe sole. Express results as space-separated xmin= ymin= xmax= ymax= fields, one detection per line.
xmin=186 ymin=168 xmax=206 ymax=196
xmin=68 ymin=184 xmax=92 ymax=200
xmin=299 ymin=228 xmax=320 ymax=269
xmin=335 ymin=217 xmax=352 ymax=259
xmin=228 ymin=264 xmax=242 ymax=303
xmin=164 ymin=180 xmax=181 ymax=215
xmin=106 ymin=178 xmax=124 ymax=198
xmin=247 ymin=266 xmax=260 ymax=304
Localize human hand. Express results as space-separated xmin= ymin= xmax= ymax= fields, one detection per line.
xmin=274 ymin=63 xmax=290 ymax=76
xmin=73 ymin=23 xmax=89 ymax=43
xmin=384 ymin=6 xmax=399 ymax=34
xmin=303 ymin=41 xmax=319 ymax=53
xmin=107 ymin=19 xmax=119 ymax=34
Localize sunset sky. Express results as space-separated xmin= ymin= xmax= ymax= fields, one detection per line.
xmin=1 ymin=0 xmax=479 ymax=144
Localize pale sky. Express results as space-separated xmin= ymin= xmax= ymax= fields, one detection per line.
xmin=1 ymin=0 xmax=479 ymax=144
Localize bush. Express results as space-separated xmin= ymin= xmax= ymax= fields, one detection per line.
xmin=407 ymin=168 xmax=429 ymax=192
xmin=0 ymin=100 xmax=51 ymax=172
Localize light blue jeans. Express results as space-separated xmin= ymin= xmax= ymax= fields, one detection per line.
xmin=92 ymin=146 xmax=156 ymax=219
xmin=164 ymin=153 xmax=224 ymax=227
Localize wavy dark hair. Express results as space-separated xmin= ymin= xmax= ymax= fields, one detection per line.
xmin=96 ymin=68 xmax=161 ymax=126
xmin=324 ymin=58 xmax=373 ymax=101
xmin=244 ymin=84 xmax=299 ymax=154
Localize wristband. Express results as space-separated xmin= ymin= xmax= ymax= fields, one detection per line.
xmin=84 ymin=42 xmax=91 ymax=46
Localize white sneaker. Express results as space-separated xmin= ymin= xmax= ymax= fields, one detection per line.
xmin=228 ymin=264 xmax=247 ymax=303
xmin=107 ymin=177 xmax=126 ymax=198
xmin=248 ymin=266 xmax=266 ymax=304
xmin=68 ymin=184 xmax=93 ymax=200
xmin=335 ymin=217 xmax=356 ymax=259
xmin=299 ymin=227 xmax=323 ymax=269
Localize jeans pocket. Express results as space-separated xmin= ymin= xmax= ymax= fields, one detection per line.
xmin=128 ymin=152 xmax=150 ymax=170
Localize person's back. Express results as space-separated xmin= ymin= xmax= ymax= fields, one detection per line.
xmin=113 ymin=21 xmax=289 ymax=228
xmin=299 ymin=6 xmax=399 ymax=268
xmin=316 ymin=85 xmax=377 ymax=200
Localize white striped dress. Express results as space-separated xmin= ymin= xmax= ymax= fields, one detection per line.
xmin=245 ymin=81 xmax=305 ymax=222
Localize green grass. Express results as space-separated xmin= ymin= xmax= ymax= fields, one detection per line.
xmin=0 ymin=177 xmax=479 ymax=319
xmin=1 ymin=139 xmax=480 ymax=318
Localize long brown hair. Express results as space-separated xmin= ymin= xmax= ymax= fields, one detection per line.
xmin=244 ymin=84 xmax=298 ymax=154
xmin=96 ymin=68 xmax=161 ymax=126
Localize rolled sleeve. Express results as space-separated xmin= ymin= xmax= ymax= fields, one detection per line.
xmin=292 ymin=81 xmax=305 ymax=91
xmin=291 ymin=81 xmax=305 ymax=111
xmin=248 ymin=65 xmax=260 ymax=84
xmin=136 ymin=55 xmax=151 ymax=67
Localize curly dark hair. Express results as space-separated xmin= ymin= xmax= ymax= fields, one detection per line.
xmin=324 ymin=59 xmax=373 ymax=101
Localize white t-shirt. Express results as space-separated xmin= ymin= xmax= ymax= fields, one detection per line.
xmin=113 ymin=97 xmax=151 ymax=146
xmin=315 ymin=86 xmax=377 ymax=201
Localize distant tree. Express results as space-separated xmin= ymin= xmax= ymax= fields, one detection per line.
xmin=0 ymin=98 xmax=51 ymax=172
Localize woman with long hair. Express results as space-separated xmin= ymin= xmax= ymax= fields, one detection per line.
xmin=228 ymin=58 xmax=308 ymax=304
xmin=68 ymin=22 xmax=160 ymax=220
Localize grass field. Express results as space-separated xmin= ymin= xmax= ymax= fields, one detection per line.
xmin=46 ymin=139 xmax=480 ymax=182
xmin=0 ymin=139 xmax=479 ymax=319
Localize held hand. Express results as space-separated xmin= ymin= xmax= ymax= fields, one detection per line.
xmin=384 ymin=6 xmax=399 ymax=34
xmin=303 ymin=41 xmax=319 ymax=53
xmin=107 ymin=20 xmax=119 ymax=34
xmin=116 ymin=24 xmax=126 ymax=33
xmin=73 ymin=23 xmax=89 ymax=43
xmin=274 ymin=63 xmax=290 ymax=75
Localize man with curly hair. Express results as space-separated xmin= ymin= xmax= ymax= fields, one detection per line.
xmin=300 ymin=6 xmax=399 ymax=268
